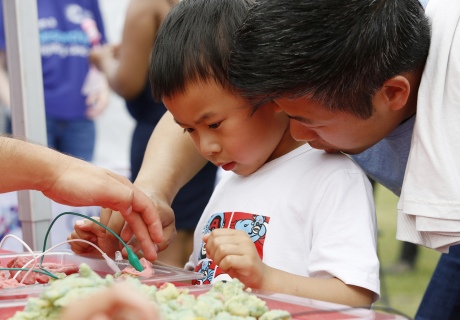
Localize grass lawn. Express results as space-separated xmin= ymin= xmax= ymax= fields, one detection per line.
xmin=372 ymin=184 xmax=441 ymax=319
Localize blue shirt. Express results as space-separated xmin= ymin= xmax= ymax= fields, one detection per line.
xmin=350 ymin=116 xmax=415 ymax=196
xmin=0 ymin=0 xmax=106 ymax=119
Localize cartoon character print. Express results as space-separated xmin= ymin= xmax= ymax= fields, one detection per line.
xmin=234 ymin=214 xmax=267 ymax=259
xmin=193 ymin=212 xmax=269 ymax=285
xmin=192 ymin=258 xmax=230 ymax=285
xmin=199 ymin=212 xmax=226 ymax=260
xmin=193 ymin=259 xmax=214 ymax=285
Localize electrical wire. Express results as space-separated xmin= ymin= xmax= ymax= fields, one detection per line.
xmin=41 ymin=239 xmax=121 ymax=273
xmin=20 ymin=239 xmax=121 ymax=276
xmin=0 ymin=235 xmax=122 ymax=283
xmin=0 ymin=234 xmax=56 ymax=281
xmin=0 ymin=267 xmax=59 ymax=279
xmin=41 ymin=212 xmax=144 ymax=272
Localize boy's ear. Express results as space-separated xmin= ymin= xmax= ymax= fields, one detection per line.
xmin=377 ymin=75 xmax=411 ymax=111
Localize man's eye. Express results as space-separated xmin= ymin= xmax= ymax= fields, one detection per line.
xmin=208 ymin=122 xmax=221 ymax=129
xmin=184 ymin=128 xmax=195 ymax=133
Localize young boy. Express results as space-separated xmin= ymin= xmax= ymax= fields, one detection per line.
xmin=70 ymin=0 xmax=379 ymax=307
xmin=150 ymin=0 xmax=379 ymax=307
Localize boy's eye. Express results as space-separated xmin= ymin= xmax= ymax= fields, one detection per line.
xmin=208 ymin=122 xmax=221 ymax=129
xmin=184 ymin=128 xmax=195 ymax=133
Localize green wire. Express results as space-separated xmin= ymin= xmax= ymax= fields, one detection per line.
xmin=41 ymin=212 xmax=144 ymax=272
xmin=0 ymin=267 xmax=59 ymax=279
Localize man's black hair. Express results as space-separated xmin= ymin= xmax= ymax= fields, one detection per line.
xmin=229 ymin=0 xmax=431 ymax=118
xmin=150 ymin=0 xmax=254 ymax=101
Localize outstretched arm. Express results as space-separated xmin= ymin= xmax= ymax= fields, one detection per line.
xmin=0 ymin=136 xmax=163 ymax=259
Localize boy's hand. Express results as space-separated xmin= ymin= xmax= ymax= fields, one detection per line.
xmin=68 ymin=209 xmax=125 ymax=258
xmin=203 ymin=229 xmax=267 ymax=289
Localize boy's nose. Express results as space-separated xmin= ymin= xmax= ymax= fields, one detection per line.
xmin=200 ymin=137 xmax=221 ymax=155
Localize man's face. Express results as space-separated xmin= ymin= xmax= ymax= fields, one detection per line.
xmin=274 ymin=96 xmax=392 ymax=155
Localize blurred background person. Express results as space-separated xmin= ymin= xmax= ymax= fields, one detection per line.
xmin=387 ymin=241 xmax=419 ymax=274
xmin=0 ymin=0 xmax=110 ymax=162
xmin=89 ymin=0 xmax=217 ymax=267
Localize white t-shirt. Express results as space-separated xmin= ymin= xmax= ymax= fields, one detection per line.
xmin=396 ymin=0 xmax=460 ymax=252
xmin=185 ymin=144 xmax=380 ymax=301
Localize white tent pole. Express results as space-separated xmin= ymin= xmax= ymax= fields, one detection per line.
xmin=3 ymin=0 xmax=52 ymax=250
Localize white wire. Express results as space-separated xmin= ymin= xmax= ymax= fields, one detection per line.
xmin=12 ymin=239 xmax=107 ymax=273
xmin=41 ymin=239 xmax=106 ymax=257
xmin=1 ymin=236 xmax=121 ymax=283
xmin=37 ymin=239 xmax=121 ymax=273
xmin=0 ymin=234 xmax=38 ymax=283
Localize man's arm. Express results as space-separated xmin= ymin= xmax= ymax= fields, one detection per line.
xmin=130 ymin=111 xmax=207 ymax=252
xmin=135 ymin=111 xmax=207 ymax=205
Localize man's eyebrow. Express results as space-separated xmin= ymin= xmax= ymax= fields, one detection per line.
xmin=286 ymin=114 xmax=314 ymax=124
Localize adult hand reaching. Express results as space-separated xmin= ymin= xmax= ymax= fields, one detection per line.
xmin=44 ymin=155 xmax=165 ymax=260
xmin=119 ymin=186 xmax=177 ymax=259
xmin=0 ymin=136 xmax=163 ymax=260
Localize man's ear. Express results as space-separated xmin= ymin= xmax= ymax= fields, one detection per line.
xmin=378 ymin=75 xmax=411 ymax=111
xmin=271 ymin=100 xmax=283 ymax=112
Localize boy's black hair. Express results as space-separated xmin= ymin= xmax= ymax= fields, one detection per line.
xmin=150 ymin=0 xmax=254 ymax=101
xmin=229 ymin=0 xmax=431 ymax=119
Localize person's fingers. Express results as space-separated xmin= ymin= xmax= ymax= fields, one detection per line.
xmin=102 ymin=210 xmax=125 ymax=236
xmin=120 ymin=223 xmax=133 ymax=240
xmin=67 ymin=232 xmax=95 ymax=254
xmin=74 ymin=217 xmax=107 ymax=238
xmin=155 ymin=223 xmax=176 ymax=253
xmin=123 ymin=236 xmax=145 ymax=259
xmin=111 ymin=183 xmax=164 ymax=254
xmin=99 ymin=208 xmax=112 ymax=226
xmin=205 ymin=229 xmax=250 ymax=262
xmin=122 ymin=211 xmax=158 ymax=261
xmin=72 ymin=222 xmax=98 ymax=242
xmin=130 ymin=185 xmax=164 ymax=243
xmin=147 ymin=198 xmax=176 ymax=253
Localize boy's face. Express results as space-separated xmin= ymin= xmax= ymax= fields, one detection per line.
xmin=163 ymin=80 xmax=291 ymax=176
xmin=274 ymin=96 xmax=401 ymax=155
